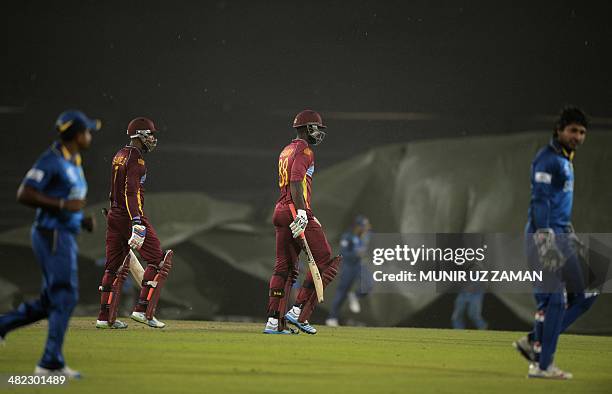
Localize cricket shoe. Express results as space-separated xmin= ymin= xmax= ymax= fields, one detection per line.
xmin=513 ymin=335 xmax=536 ymax=362
xmin=285 ymin=307 xmax=317 ymax=335
xmin=528 ymin=363 xmax=573 ymax=380
xmin=95 ymin=319 xmax=128 ymax=329
xmin=262 ymin=319 xmax=297 ymax=335
xmin=130 ymin=312 xmax=166 ymax=328
xmin=348 ymin=292 xmax=361 ymax=314
xmin=34 ymin=365 xmax=81 ymax=379
xmin=325 ymin=318 xmax=339 ymax=327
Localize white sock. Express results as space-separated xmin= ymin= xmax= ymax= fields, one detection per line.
xmin=291 ymin=306 xmax=301 ymax=315
xmin=268 ymin=317 xmax=278 ymax=326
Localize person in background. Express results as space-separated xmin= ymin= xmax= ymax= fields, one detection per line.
xmin=0 ymin=110 xmax=100 ymax=378
xmin=326 ymin=215 xmax=372 ymax=327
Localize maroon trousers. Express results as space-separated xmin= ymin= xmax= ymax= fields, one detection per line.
xmin=267 ymin=206 xmax=332 ymax=317
xmin=97 ymin=208 xmax=164 ymax=321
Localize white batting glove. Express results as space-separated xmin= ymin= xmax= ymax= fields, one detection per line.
xmin=290 ymin=209 xmax=308 ymax=238
xmin=128 ymin=220 xmax=146 ymax=250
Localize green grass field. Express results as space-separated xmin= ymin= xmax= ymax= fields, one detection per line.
xmin=1 ymin=318 xmax=611 ymax=393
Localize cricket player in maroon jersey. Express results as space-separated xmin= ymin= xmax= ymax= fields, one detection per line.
xmin=95 ymin=117 xmax=173 ymax=329
xmin=264 ymin=110 xmax=342 ymax=335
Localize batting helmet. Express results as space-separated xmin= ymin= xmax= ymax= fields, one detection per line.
xmin=293 ymin=110 xmax=326 ymax=145
xmin=127 ymin=117 xmax=158 ymax=152
xmin=293 ymin=110 xmax=326 ymax=129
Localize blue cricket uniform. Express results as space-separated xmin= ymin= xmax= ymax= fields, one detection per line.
xmin=0 ymin=141 xmax=86 ymax=369
xmin=527 ymin=139 xmax=575 ymax=234
xmin=328 ymin=231 xmax=372 ymax=320
xmin=526 ymin=138 xmax=597 ymax=370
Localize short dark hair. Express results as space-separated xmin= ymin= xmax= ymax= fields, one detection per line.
xmin=554 ymin=106 xmax=588 ymax=136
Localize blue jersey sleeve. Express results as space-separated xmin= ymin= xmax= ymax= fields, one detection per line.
xmin=22 ymin=154 xmax=57 ymax=192
xmin=531 ymin=156 xmax=557 ymax=229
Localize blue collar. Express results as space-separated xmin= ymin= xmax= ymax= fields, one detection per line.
xmin=51 ymin=141 xmax=82 ymax=166
xmin=549 ymin=138 xmax=574 ymax=161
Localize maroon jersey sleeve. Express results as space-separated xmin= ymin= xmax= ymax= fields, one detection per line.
xmin=124 ymin=150 xmax=145 ymax=220
xmin=290 ymin=146 xmax=313 ymax=182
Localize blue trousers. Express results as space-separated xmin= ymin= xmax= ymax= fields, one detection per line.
xmin=328 ymin=262 xmax=372 ymax=319
xmin=527 ymin=236 xmax=599 ymax=359
xmin=451 ymin=291 xmax=487 ymax=330
xmin=527 ymin=232 xmax=575 ymax=370
xmin=0 ymin=227 xmax=79 ymax=369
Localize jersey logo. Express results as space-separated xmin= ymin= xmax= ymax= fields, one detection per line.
xmin=25 ymin=168 xmax=45 ymax=183
xmin=280 ymin=147 xmax=294 ymax=158
xmin=57 ymin=120 xmax=73 ymax=133
xmin=112 ymin=156 xmax=127 ymax=166
xmin=534 ymin=172 xmax=552 ymax=184
xmin=138 ymin=158 xmax=145 ymax=166
xmin=306 ymin=165 xmax=315 ymax=178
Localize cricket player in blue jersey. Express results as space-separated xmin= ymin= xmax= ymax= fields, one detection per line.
xmin=0 ymin=110 xmax=100 ymax=379
xmin=325 ymin=215 xmax=372 ymax=327
xmin=514 ymin=107 xmax=598 ymax=379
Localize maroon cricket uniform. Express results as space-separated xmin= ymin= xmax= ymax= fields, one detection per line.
xmin=268 ymin=139 xmax=332 ymax=316
xmin=97 ymin=145 xmax=163 ymax=321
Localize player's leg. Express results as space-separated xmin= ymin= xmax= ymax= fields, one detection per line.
xmin=515 ymin=234 xmax=545 ymax=362
xmin=97 ymin=213 xmax=130 ymax=328
xmin=293 ymin=218 xmax=333 ymax=304
xmin=289 ymin=218 xmax=342 ymax=333
xmin=559 ymin=246 xmax=598 ymax=332
xmin=264 ymin=209 xmax=298 ymax=334
xmin=561 ymin=291 xmax=598 ymax=332
xmin=522 ymin=237 xmax=598 ymax=352
xmin=0 ymin=227 xmax=53 ymax=339
xmin=327 ymin=262 xmax=359 ymax=325
xmin=466 ymin=292 xmax=487 ymax=330
xmin=451 ymin=292 xmax=468 ymax=329
xmin=36 ymin=230 xmax=80 ymax=377
xmin=131 ymin=218 xmax=168 ymax=328
xmin=528 ymin=291 xmax=570 ymax=378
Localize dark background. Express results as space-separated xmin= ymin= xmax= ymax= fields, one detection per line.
xmin=1 ymin=0 xmax=611 ymax=230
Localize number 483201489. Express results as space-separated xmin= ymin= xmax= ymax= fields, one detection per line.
xmin=278 ymin=157 xmax=289 ymax=188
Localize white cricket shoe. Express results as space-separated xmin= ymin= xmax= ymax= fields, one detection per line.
xmin=325 ymin=318 xmax=339 ymax=327
xmin=513 ymin=335 xmax=536 ymax=362
xmin=130 ymin=311 xmax=166 ymax=328
xmin=285 ymin=306 xmax=317 ymax=334
xmin=34 ymin=365 xmax=81 ymax=379
xmin=348 ymin=292 xmax=361 ymax=314
xmin=95 ymin=320 xmax=128 ymax=329
xmin=262 ymin=318 xmax=296 ymax=334
xmin=528 ymin=363 xmax=573 ymax=379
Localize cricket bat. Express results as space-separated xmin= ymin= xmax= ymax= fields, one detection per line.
xmin=289 ymin=204 xmax=324 ymax=303
xmin=128 ymin=250 xmax=145 ymax=289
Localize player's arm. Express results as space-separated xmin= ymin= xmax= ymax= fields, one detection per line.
xmin=531 ymin=158 xmax=557 ymax=229
xmin=124 ymin=154 xmax=143 ymax=221
xmin=17 ymin=159 xmax=84 ymax=211
xmin=531 ymin=158 xmax=563 ymax=270
xmin=288 ymin=149 xmax=311 ymax=238
xmin=289 ymin=181 xmax=306 ymax=211
xmin=124 ymin=155 xmax=146 ymax=249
